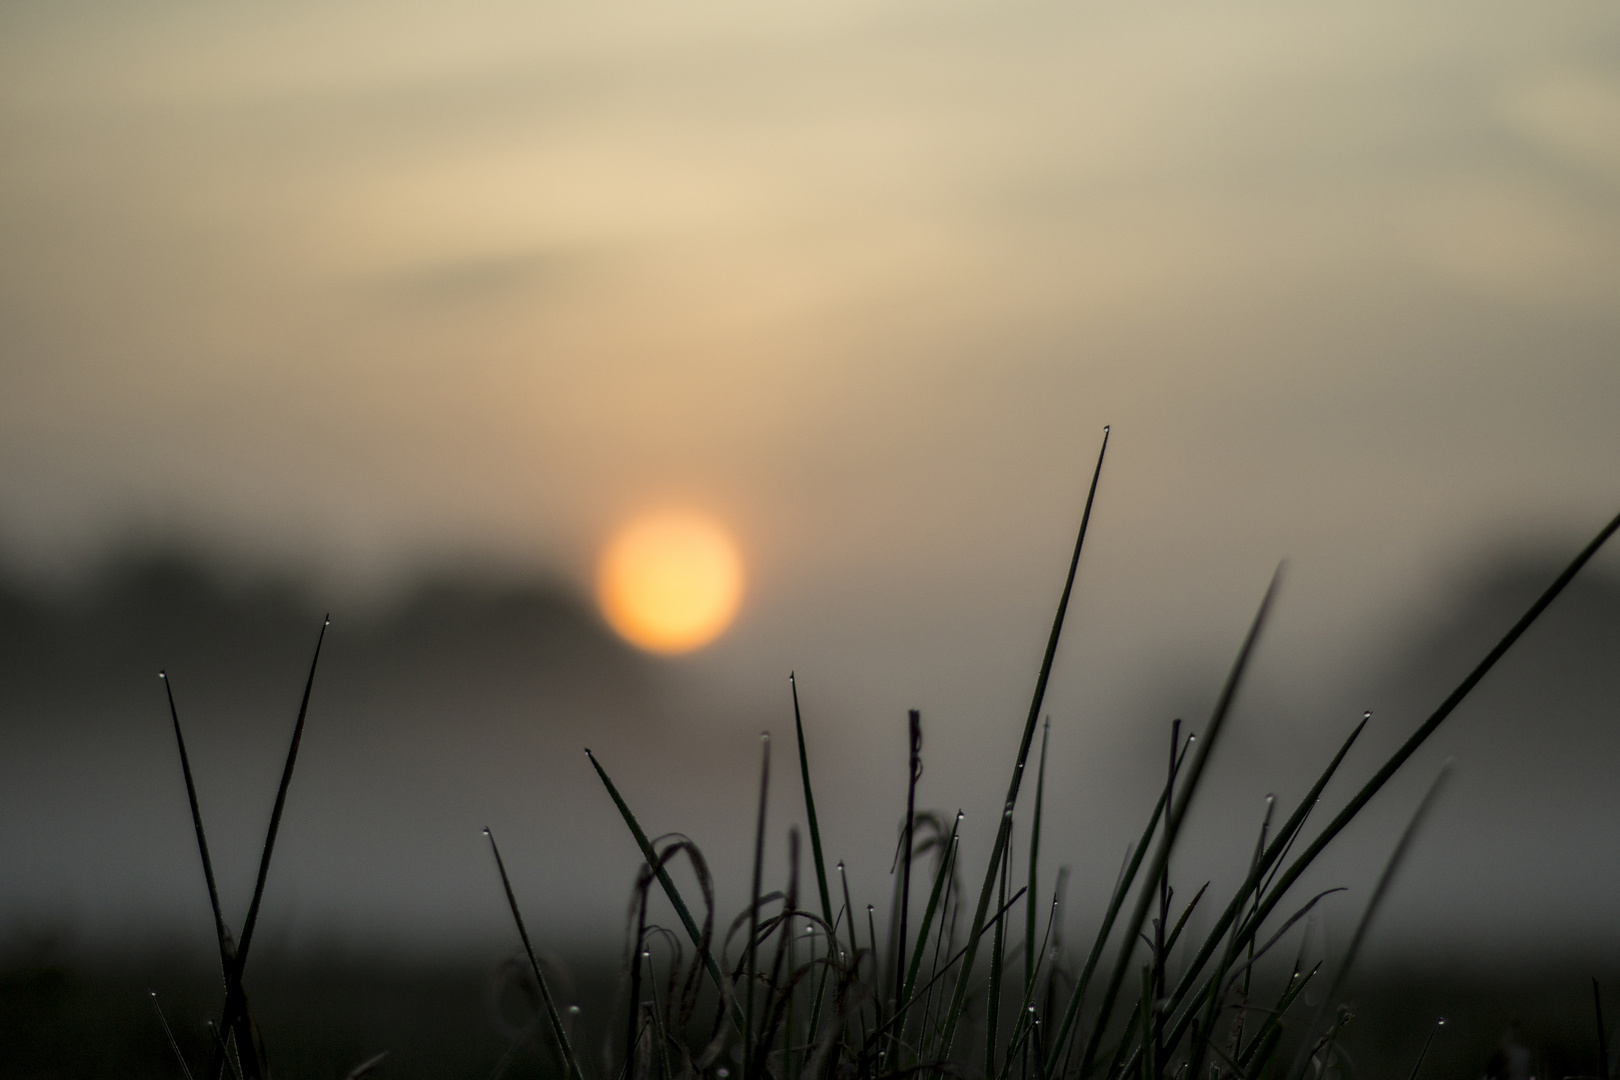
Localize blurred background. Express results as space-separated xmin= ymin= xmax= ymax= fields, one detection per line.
xmin=2 ymin=1 xmax=1619 ymax=1075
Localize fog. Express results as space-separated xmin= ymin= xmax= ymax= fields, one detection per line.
xmin=1 ymin=0 xmax=1618 ymax=1044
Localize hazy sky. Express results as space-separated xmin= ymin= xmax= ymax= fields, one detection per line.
xmin=2 ymin=1 xmax=1619 ymax=956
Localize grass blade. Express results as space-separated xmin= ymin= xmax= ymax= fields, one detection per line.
xmin=1076 ymin=566 xmax=1281 ymax=1080
xmin=1248 ymin=505 xmax=1620 ymax=974
xmin=160 ymin=672 xmax=234 ymax=976
xmin=149 ymin=990 xmax=196 ymax=1080
xmin=792 ymin=674 xmax=836 ymax=929
xmin=1405 ymin=1018 xmax=1443 ymax=1080
xmin=746 ymin=733 xmax=771 ymax=1080
xmin=901 ymin=813 xmax=962 ymax=1013
xmin=1143 ymin=713 xmax=1369 ymax=1069
xmin=1027 ymin=719 xmax=1050 ymax=1000
xmin=587 ymin=748 xmax=746 ymax=1035
xmin=895 ymin=710 xmax=922 ymax=1026
xmin=1045 ymin=744 xmax=1185 ymax=1077
xmin=986 ymin=823 xmax=1011 ymax=1079
xmin=485 ymin=828 xmax=585 ymax=1080
xmin=939 ymin=425 xmax=1110 ymax=1061
xmin=210 ymin=615 xmax=328 ymax=1080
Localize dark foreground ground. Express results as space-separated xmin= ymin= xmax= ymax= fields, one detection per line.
xmin=3 ymin=945 xmax=1614 ymax=1080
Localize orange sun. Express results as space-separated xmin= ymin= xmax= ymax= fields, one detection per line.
xmin=596 ymin=510 xmax=745 ymax=654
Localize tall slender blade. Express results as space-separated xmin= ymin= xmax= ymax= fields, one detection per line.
xmin=209 ymin=615 xmax=328 ymax=1080
xmin=1076 ymin=567 xmax=1280 ymax=1080
xmin=745 ymin=733 xmax=771 ymax=1080
xmin=901 ymin=814 xmax=961 ymax=1011
xmin=485 ymin=828 xmax=585 ymax=1080
xmin=150 ymin=990 xmax=196 ymax=1080
xmin=1044 ymin=752 xmax=1182 ymax=1076
xmin=894 ymin=710 xmax=922 ymax=1027
xmin=160 ymin=672 xmax=233 ymax=975
xmin=985 ymin=828 xmax=1011 ymax=1080
xmin=236 ymin=615 xmax=327 ymax=965
xmin=791 ymin=674 xmax=836 ymax=928
xmin=1142 ymin=713 xmax=1368 ymax=1068
xmin=1245 ymin=504 xmax=1620 ymax=978
xmin=938 ymin=425 xmax=1109 ymax=1060
xmin=1026 ymin=719 xmax=1050 ymax=999
xmin=587 ymin=748 xmax=746 ymax=1036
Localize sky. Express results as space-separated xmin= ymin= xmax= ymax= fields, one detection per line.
xmin=2 ymin=1 xmax=1619 ymax=959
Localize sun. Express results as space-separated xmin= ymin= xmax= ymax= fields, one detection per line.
xmin=595 ymin=510 xmax=745 ymax=655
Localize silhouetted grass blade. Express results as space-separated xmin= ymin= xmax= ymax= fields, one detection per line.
xmin=1145 ymin=712 xmax=1369 ymax=1069
xmin=940 ymin=425 xmax=1109 ymax=1061
xmin=210 ymin=614 xmax=328 ymax=1080
xmin=587 ymin=748 xmax=746 ymax=1035
xmin=1077 ymin=565 xmax=1280 ymax=1080
xmin=485 ymin=827 xmax=585 ymax=1080
xmin=746 ymin=733 xmax=771 ymax=1080
xmin=160 ymin=672 xmax=234 ymax=976
xmin=901 ymin=813 xmax=961 ymax=1012
xmin=150 ymin=990 xmax=196 ymax=1080
xmin=1252 ymin=505 xmax=1620 ymax=966
xmin=1027 ymin=719 xmax=1050 ymax=1000
xmin=792 ymin=674 xmax=836 ymax=928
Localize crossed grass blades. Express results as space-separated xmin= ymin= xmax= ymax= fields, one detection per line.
xmin=156 ymin=427 xmax=1620 ymax=1080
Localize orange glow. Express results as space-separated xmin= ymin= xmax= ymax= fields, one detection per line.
xmin=596 ymin=511 xmax=745 ymax=654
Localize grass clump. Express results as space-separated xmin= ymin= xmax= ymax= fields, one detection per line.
xmin=152 ymin=428 xmax=1620 ymax=1080
xmin=482 ymin=430 xmax=1620 ymax=1080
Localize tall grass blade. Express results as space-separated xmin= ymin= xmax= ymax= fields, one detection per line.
xmin=1076 ymin=566 xmax=1280 ymax=1080
xmin=792 ymin=674 xmax=836 ymax=928
xmin=1027 ymin=719 xmax=1050 ymax=999
xmin=939 ymin=425 xmax=1109 ymax=1060
xmin=746 ymin=733 xmax=772 ymax=1080
xmin=895 ymin=710 xmax=922 ymax=1024
xmin=485 ymin=827 xmax=585 ymax=1080
xmin=901 ymin=814 xmax=961 ymax=1012
xmin=1145 ymin=714 xmax=1368 ymax=1068
xmin=1045 ymin=743 xmax=1186 ymax=1077
xmin=160 ymin=672 xmax=233 ymax=975
xmin=149 ymin=990 xmax=196 ymax=1080
xmin=986 ymin=825 xmax=1011 ymax=1079
xmin=587 ymin=748 xmax=746 ymax=1035
xmin=1248 ymin=505 xmax=1620 ymax=964
xmin=209 ymin=615 xmax=328 ymax=1080
xmin=1405 ymin=1018 xmax=1443 ymax=1080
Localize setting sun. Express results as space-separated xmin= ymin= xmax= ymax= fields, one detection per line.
xmin=595 ymin=511 xmax=745 ymax=654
